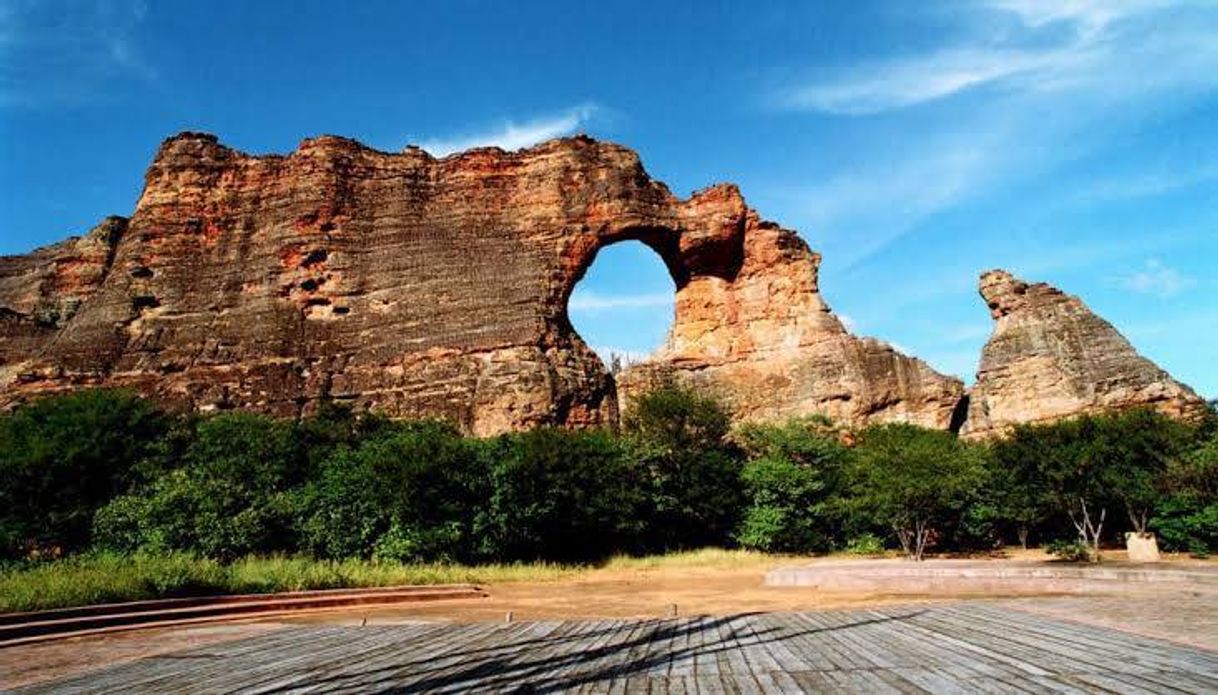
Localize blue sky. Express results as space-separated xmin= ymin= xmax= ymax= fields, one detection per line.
xmin=2 ymin=1 xmax=1215 ymax=396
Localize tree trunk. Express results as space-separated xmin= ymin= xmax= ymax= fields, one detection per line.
xmin=1017 ymin=525 xmax=1029 ymax=551
xmin=913 ymin=519 xmax=929 ymax=562
xmin=895 ymin=525 xmax=913 ymax=559
xmin=1128 ymin=509 xmax=1149 ymax=535
xmin=1080 ymin=501 xmax=1105 ymax=562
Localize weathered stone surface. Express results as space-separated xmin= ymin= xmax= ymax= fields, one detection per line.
xmin=618 ymin=218 xmax=965 ymax=429
xmin=0 ymin=131 xmax=967 ymax=433
xmin=0 ymin=216 xmax=127 ymax=387
xmin=961 ymin=269 xmax=1206 ymax=438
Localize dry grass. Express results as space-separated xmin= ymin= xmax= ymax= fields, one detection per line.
xmin=0 ymin=553 xmax=583 ymax=613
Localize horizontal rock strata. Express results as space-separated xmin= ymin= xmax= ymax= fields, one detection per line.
xmin=961 ymin=269 xmax=1206 ymax=438
xmin=0 ymin=133 xmax=965 ymax=433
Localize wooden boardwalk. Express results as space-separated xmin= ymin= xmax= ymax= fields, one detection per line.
xmin=19 ymin=604 xmax=1218 ymax=694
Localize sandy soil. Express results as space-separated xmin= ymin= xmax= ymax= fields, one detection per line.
xmin=2 ymin=551 xmax=1213 ymax=690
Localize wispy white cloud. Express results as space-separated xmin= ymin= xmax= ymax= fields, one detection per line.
xmin=777 ymin=0 xmax=1187 ymax=116
xmin=1078 ymin=161 xmax=1218 ymax=201
xmin=769 ymin=1 xmax=1218 ymax=268
xmin=417 ymin=104 xmax=598 ymax=156
xmin=0 ymin=0 xmax=155 ymax=107
xmin=795 ymin=138 xmax=999 ymax=265
xmin=987 ymin=0 xmax=1173 ymax=34
xmin=777 ymin=47 xmax=1074 ymax=115
xmin=1117 ymin=259 xmax=1193 ymax=298
xmin=568 ymin=291 xmax=673 ymax=312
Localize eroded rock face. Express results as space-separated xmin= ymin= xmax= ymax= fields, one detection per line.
xmin=961 ymin=269 xmax=1206 ymax=438
xmin=618 ymin=219 xmax=965 ymax=429
xmin=0 ymin=132 xmax=966 ymax=433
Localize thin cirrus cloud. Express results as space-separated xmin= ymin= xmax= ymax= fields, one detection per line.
xmin=0 ymin=0 xmax=155 ymax=107
xmin=776 ymin=47 xmax=1072 ymax=116
xmin=1118 ymin=259 xmax=1193 ymax=298
xmin=416 ymin=104 xmax=598 ymax=156
xmin=568 ymin=291 xmax=673 ymax=313
xmin=772 ymin=0 xmax=1218 ymax=270
xmin=775 ymin=0 xmax=1182 ymax=116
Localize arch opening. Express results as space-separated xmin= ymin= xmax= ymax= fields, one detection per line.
xmin=567 ymin=239 xmax=677 ymax=373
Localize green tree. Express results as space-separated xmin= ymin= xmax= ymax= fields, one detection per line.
xmin=621 ymin=383 xmax=743 ymax=550
xmin=481 ymin=428 xmax=645 ymax=561
xmin=93 ymin=412 xmax=304 ymax=560
xmin=732 ymin=417 xmax=847 ymax=552
xmin=1001 ymin=409 xmax=1193 ymax=560
xmin=987 ymin=435 xmax=1055 ymax=549
xmin=1152 ymin=428 xmax=1218 ymax=554
xmin=1097 ymin=409 xmax=1192 ymax=534
xmin=0 ymin=390 xmax=169 ymax=558
xmin=345 ymin=420 xmax=486 ymax=563
xmin=849 ymin=424 xmax=984 ymax=560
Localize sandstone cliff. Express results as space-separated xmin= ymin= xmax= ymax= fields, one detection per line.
xmin=617 ymin=217 xmax=965 ymax=429
xmin=0 ymin=132 xmax=964 ymax=433
xmin=961 ymin=269 xmax=1206 ymax=438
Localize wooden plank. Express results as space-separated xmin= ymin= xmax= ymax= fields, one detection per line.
xmin=19 ymin=605 xmax=1218 ymax=694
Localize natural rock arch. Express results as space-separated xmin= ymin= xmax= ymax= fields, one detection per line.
xmin=0 ymin=132 xmax=965 ymax=434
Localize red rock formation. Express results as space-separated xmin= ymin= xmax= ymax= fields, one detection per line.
xmin=0 ymin=132 xmax=964 ymax=433
xmin=961 ymin=269 xmax=1207 ymax=438
xmin=618 ymin=215 xmax=965 ymax=430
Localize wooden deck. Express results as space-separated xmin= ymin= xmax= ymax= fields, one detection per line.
xmin=19 ymin=604 xmax=1218 ymax=694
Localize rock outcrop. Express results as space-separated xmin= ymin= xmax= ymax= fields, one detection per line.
xmin=0 ymin=132 xmax=965 ymax=433
xmin=617 ymin=217 xmax=965 ymax=429
xmin=961 ymin=269 xmax=1206 ymax=438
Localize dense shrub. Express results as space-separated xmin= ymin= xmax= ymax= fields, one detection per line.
xmin=732 ymin=418 xmax=847 ymax=552
xmin=1152 ymin=430 xmax=1218 ymax=555
xmin=93 ymin=412 xmax=304 ymax=560
xmin=992 ymin=408 xmax=1197 ymax=558
xmin=306 ymin=420 xmax=486 ymax=563
xmin=1046 ymin=539 xmax=1092 ymax=562
xmin=0 ymin=390 xmax=169 ymax=558
xmin=844 ymin=533 xmax=886 ymax=556
xmin=621 ymin=383 xmax=743 ymax=550
xmin=848 ymin=424 xmax=984 ymax=560
xmin=481 ymin=428 xmax=646 ymax=562
xmin=4 ymin=388 xmax=1217 ymax=569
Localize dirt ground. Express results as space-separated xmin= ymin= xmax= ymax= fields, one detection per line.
xmin=2 ymin=551 xmax=1214 ymax=690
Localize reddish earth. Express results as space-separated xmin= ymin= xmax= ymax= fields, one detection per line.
xmin=2 ymin=552 xmax=1214 ymax=690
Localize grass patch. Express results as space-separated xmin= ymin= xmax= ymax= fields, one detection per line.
xmin=0 ymin=548 xmax=802 ymax=613
xmin=0 ymin=553 xmax=581 ymax=613
xmin=602 ymin=547 xmax=794 ymax=571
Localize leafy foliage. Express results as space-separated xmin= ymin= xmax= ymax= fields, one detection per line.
xmin=5 ymin=387 xmax=1218 ymax=570
xmin=1045 ymin=539 xmax=1092 ymax=562
xmin=0 ymin=390 xmax=169 ymax=558
xmin=94 ymin=412 xmax=304 ymax=560
xmin=621 ymin=382 xmax=743 ymax=550
xmin=732 ymin=418 xmax=847 ymax=552
xmin=481 ymin=427 xmax=645 ymax=562
xmin=848 ymin=424 xmax=984 ymax=560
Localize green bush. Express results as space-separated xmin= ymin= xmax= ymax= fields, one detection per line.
xmin=735 ymin=457 xmax=830 ymax=552
xmin=848 ymin=424 xmax=985 ymax=560
xmin=1046 ymin=539 xmax=1091 ymax=562
xmin=845 ymin=533 xmax=885 ymax=556
xmin=732 ymin=417 xmax=847 ymax=553
xmin=92 ymin=412 xmax=305 ymax=560
xmin=622 ymin=382 xmax=743 ymax=550
xmin=0 ymin=390 xmax=170 ymax=558
xmin=481 ymin=427 xmax=645 ymax=562
xmin=305 ymin=420 xmax=486 ymax=563
xmin=1152 ymin=497 xmax=1218 ymax=555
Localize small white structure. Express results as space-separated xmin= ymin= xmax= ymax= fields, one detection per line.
xmin=1125 ymin=532 xmax=1161 ymax=562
